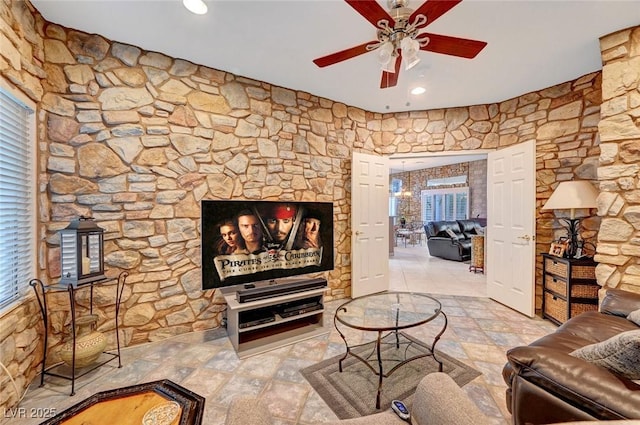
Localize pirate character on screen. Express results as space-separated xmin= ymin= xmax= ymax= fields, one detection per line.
xmin=260 ymin=203 xmax=303 ymax=251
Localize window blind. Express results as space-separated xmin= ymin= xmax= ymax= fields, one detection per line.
xmin=421 ymin=187 xmax=469 ymax=222
xmin=0 ymin=88 xmax=35 ymax=309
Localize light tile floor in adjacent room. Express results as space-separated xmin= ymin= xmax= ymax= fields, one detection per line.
xmin=7 ymin=246 xmax=557 ymax=425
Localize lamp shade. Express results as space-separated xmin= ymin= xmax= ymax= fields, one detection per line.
xmin=542 ymin=181 xmax=598 ymax=218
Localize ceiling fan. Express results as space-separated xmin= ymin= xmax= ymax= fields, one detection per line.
xmin=313 ymin=0 xmax=487 ymax=89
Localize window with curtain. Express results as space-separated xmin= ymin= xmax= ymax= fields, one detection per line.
xmin=421 ymin=187 xmax=469 ymax=222
xmin=0 ymin=85 xmax=36 ymax=311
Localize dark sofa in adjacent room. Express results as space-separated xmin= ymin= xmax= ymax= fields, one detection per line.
xmin=424 ymin=220 xmax=483 ymax=261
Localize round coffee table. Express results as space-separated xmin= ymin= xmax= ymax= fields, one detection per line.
xmin=334 ymin=291 xmax=447 ymax=409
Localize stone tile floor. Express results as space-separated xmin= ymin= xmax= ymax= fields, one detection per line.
xmin=6 ymin=246 xmax=557 ymax=425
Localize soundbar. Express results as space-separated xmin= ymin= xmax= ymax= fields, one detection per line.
xmin=236 ymin=278 xmax=327 ymax=303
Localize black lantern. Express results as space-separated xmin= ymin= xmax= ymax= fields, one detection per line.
xmin=59 ymin=217 xmax=105 ymax=286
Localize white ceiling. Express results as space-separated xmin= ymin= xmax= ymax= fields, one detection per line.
xmin=31 ymin=0 xmax=640 ymax=116
xmin=29 ymin=1 xmax=639 ymax=171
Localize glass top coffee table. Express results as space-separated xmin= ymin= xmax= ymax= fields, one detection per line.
xmin=334 ymin=291 xmax=447 ymax=409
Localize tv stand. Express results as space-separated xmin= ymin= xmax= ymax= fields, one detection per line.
xmin=221 ymin=278 xmax=328 ymax=359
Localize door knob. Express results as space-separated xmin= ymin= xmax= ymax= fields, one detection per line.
xmin=518 ymin=235 xmax=531 ymax=241
xmin=355 ymin=231 xmax=364 ymax=236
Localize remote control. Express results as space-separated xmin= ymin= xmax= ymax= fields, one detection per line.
xmin=391 ymin=400 xmax=410 ymax=421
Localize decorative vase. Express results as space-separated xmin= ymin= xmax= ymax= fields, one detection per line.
xmin=59 ymin=314 xmax=107 ymax=368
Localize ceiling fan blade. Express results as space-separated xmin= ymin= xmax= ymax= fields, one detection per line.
xmin=313 ymin=41 xmax=378 ymax=68
xmin=345 ymin=0 xmax=394 ymax=27
xmin=419 ymin=33 xmax=487 ymax=59
xmin=410 ymin=0 xmax=461 ymax=27
xmin=380 ymin=56 xmax=402 ymax=89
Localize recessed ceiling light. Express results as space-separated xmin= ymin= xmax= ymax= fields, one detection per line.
xmin=410 ymin=86 xmax=426 ymax=95
xmin=183 ymin=0 xmax=207 ymax=15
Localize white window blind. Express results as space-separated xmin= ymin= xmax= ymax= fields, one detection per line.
xmin=0 ymin=87 xmax=35 ymax=310
xmin=389 ymin=178 xmax=401 ymax=217
xmin=421 ymin=187 xmax=469 ymax=222
xmin=455 ymin=191 xmax=468 ymax=220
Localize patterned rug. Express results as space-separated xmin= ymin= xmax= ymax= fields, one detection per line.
xmin=301 ymin=332 xmax=481 ymax=419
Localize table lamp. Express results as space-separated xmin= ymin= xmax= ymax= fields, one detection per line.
xmin=541 ymin=181 xmax=598 ymax=258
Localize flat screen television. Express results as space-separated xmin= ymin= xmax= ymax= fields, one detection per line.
xmin=201 ymin=200 xmax=334 ymax=290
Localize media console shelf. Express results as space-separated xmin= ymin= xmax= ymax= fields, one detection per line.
xmin=221 ymin=280 xmax=329 ymax=359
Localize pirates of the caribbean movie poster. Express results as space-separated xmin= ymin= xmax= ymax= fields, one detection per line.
xmin=201 ymin=201 xmax=334 ymax=289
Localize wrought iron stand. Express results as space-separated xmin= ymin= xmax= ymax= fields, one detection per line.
xmin=30 ymin=271 xmax=128 ymax=395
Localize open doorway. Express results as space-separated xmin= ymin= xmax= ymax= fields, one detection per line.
xmin=388 ymin=151 xmax=490 ymax=297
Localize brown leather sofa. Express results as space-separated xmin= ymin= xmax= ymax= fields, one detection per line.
xmin=502 ymin=288 xmax=640 ymax=425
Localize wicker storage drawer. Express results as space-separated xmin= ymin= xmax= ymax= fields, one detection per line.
xmin=544 ymin=258 xmax=568 ymax=278
xmin=544 ymin=275 xmax=567 ymax=297
xmin=544 ymin=275 xmax=599 ymax=299
xmin=569 ymin=284 xmax=599 ymax=298
xmin=544 ymin=292 xmax=568 ymax=323
xmin=544 ymin=292 xmax=598 ymax=324
xmin=544 ymin=257 xmax=596 ymax=280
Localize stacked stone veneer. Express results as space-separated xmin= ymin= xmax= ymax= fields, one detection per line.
xmin=1 ymin=0 xmax=639 ymax=412
xmin=595 ymin=27 xmax=640 ymax=290
xmin=393 ymin=160 xmax=488 ymax=225
xmin=469 ymin=160 xmax=488 ymax=219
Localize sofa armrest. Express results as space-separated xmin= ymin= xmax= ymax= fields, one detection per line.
xmin=412 ymin=373 xmax=490 ymax=425
xmin=507 ymin=346 xmax=640 ymax=419
xmin=601 ymin=288 xmax=640 ymax=317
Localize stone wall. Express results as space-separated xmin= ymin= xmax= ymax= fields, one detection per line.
xmin=469 ymin=159 xmax=488 ymax=219
xmin=595 ymin=26 xmax=640 ymax=290
xmin=392 ymin=159 xmax=488 ymax=226
xmin=2 ymin=0 xmax=636 ymax=413
xmin=34 ymin=26 xmax=363 ymax=348
xmin=532 ymin=73 xmax=603 ymax=290
xmin=393 ymin=162 xmax=471 ymax=224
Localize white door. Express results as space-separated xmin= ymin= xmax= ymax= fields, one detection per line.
xmin=486 ymin=140 xmax=536 ymax=316
xmin=351 ymin=152 xmax=389 ymax=298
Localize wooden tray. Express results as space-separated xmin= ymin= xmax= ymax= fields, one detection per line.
xmin=40 ymin=380 xmax=204 ymax=425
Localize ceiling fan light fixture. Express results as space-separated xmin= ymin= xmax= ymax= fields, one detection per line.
xmin=381 ymin=57 xmax=397 ymax=73
xmin=401 ymin=37 xmax=421 ymax=70
xmin=401 ymin=37 xmax=419 ymax=54
xmin=183 ymin=0 xmax=207 ymax=15
xmin=404 ymin=52 xmax=420 ymax=70
xmin=377 ymin=42 xmax=395 ymax=66
xmin=311 ymin=0 xmax=487 ymax=90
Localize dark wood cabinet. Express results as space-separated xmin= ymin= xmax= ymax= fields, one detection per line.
xmin=542 ymin=254 xmax=599 ymax=325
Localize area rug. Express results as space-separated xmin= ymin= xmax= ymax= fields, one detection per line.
xmin=301 ymin=333 xmax=481 ymax=419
